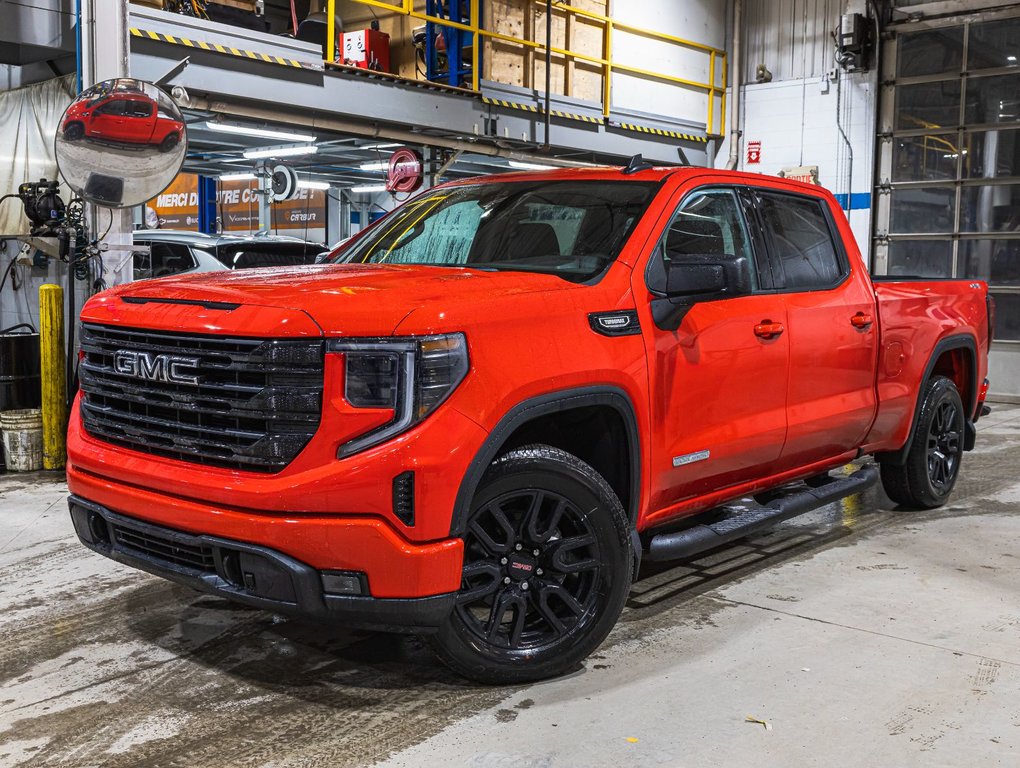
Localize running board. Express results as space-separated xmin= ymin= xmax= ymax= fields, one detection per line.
xmin=646 ymin=465 xmax=879 ymax=562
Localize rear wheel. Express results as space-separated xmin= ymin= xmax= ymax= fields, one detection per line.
xmin=880 ymin=376 xmax=965 ymax=509
xmin=432 ymin=444 xmax=631 ymax=684
xmin=159 ymin=133 xmax=180 ymax=153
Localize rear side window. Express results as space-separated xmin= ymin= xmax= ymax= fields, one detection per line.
xmin=758 ymin=192 xmax=845 ymax=290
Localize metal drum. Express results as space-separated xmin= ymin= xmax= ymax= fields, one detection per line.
xmin=0 ymin=331 xmax=41 ymax=411
xmin=0 ymin=331 xmax=41 ymax=470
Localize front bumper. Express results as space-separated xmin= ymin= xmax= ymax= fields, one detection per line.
xmin=69 ymin=496 xmax=457 ymax=632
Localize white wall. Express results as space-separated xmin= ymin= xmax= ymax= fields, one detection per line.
xmin=610 ymin=0 xmax=727 ymax=131
xmin=0 ymin=246 xmax=73 ymax=334
xmin=719 ymin=70 xmax=877 ymax=262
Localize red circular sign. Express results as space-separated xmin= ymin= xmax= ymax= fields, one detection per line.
xmin=386 ymin=148 xmax=424 ymax=193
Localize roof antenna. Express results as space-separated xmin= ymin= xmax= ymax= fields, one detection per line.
xmin=622 ymin=154 xmax=653 ymax=175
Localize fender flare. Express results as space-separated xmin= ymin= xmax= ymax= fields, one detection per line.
xmin=449 ymin=385 xmax=642 ymax=540
xmin=877 ymin=333 xmax=978 ymax=466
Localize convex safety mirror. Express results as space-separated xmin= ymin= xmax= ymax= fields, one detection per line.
xmin=55 ymin=78 xmax=187 ymax=208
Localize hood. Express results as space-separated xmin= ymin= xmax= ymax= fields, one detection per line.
xmin=86 ymin=263 xmax=573 ymax=337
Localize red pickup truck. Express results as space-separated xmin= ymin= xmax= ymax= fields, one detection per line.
xmin=61 ymin=92 xmax=184 ymax=153
xmin=66 ymin=167 xmax=991 ymax=683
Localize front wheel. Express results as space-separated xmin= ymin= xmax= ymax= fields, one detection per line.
xmin=63 ymin=122 xmax=85 ymax=141
xmin=432 ymin=444 xmax=632 ymax=684
xmin=880 ymin=376 xmax=965 ymax=509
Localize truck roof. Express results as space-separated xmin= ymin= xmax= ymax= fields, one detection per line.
xmin=442 ymin=165 xmax=831 ymax=197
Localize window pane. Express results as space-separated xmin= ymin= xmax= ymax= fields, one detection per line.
xmin=887 ymin=240 xmax=953 ymax=277
xmin=959 ymin=184 xmax=1020 ymax=232
xmin=990 ymin=292 xmax=1020 ymax=340
xmin=889 ymin=187 xmax=956 ymax=233
xmin=897 ymin=27 xmax=964 ymax=78
xmin=961 ymin=239 xmax=1020 ymax=286
xmin=963 ymin=128 xmax=1020 ymax=178
xmin=895 ymin=80 xmax=961 ymax=130
xmin=759 ymin=193 xmax=842 ymax=289
xmin=968 ymin=18 xmax=1020 ymax=72
xmin=660 ymin=189 xmax=756 ymax=285
xmin=892 ymin=133 xmax=959 ymax=181
xmin=965 ymin=72 xmax=1020 ymax=125
xmin=340 ymin=181 xmax=657 ymax=283
xmin=383 ymin=199 xmax=485 ymax=265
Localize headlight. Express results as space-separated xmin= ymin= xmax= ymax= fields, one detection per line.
xmin=327 ymin=333 xmax=469 ymax=457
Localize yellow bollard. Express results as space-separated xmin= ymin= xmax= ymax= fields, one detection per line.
xmin=39 ymin=284 xmax=67 ymax=470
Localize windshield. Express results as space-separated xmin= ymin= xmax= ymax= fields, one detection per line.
xmin=332 ymin=180 xmax=659 ymax=282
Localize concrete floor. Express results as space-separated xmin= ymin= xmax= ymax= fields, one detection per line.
xmin=2 ymin=406 xmax=1019 ymax=768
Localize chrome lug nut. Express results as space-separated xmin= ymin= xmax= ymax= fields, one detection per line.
xmin=536 ymin=568 xmax=544 ymax=576
xmin=521 ymin=581 xmax=529 ymax=590
xmin=532 ymin=549 xmax=540 ymax=556
xmin=515 ymin=543 xmax=522 ymax=551
xmin=500 ymin=557 xmax=508 ymax=565
xmin=503 ymin=576 xmax=511 ymax=584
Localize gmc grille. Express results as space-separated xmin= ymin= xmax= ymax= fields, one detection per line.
xmin=79 ymin=323 xmax=324 ymax=472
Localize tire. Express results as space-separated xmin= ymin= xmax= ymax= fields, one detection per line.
xmin=880 ymin=376 xmax=965 ymax=509
xmin=159 ymin=133 xmax=180 ymax=153
xmin=63 ymin=122 xmax=85 ymax=141
xmin=432 ymin=444 xmax=632 ymax=684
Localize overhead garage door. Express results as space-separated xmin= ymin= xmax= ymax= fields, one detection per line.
xmin=873 ymin=7 xmax=1020 ymax=402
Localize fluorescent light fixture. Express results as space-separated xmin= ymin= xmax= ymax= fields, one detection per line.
xmin=206 ymin=122 xmax=316 ymax=142
xmin=508 ymin=160 xmax=557 ymax=170
xmin=350 ymin=184 xmax=387 ymax=193
xmin=360 ymin=142 xmax=402 ymax=150
xmin=243 ymin=145 xmax=318 ymax=160
xmin=298 ymin=180 xmax=331 ymax=190
xmin=1009 ymin=55 xmax=1017 ymax=62
xmin=220 ymin=172 xmax=256 ymax=181
xmin=359 ymin=161 xmax=390 ymax=171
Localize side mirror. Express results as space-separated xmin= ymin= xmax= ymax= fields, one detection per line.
xmin=650 ymin=252 xmax=752 ymax=331
xmin=55 ymin=78 xmax=187 ymax=209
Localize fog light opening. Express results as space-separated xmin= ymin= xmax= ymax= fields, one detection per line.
xmin=87 ymin=512 xmax=111 ymax=545
xmin=321 ymin=571 xmax=366 ymax=596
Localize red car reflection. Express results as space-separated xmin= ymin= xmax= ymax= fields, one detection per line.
xmin=62 ymin=93 xmax=183 ymax=153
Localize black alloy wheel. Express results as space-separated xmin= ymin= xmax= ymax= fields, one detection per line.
xmin=432 ymin=444 xmax=631 ymax=684
xmin=63 ymin=122 xmax=85 ymax=141
xmin=159 ymin=133 xmax=180 ymax=153
xmin=927 ymin=398 xmax=961 ymax=492
xmin=880 ymin=376 xmax=965 ymax=509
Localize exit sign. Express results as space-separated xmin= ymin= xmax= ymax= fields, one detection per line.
xmin=746 ymin=140 xmax=762 ymax=164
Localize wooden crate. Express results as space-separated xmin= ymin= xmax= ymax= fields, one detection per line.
xmin=483 ymin=0 xmax=607 ymax=102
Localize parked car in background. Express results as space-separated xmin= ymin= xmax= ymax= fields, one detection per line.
xmin=131 ymin=230 xmax=228 ymax=280
xmin=210 ymin=235 xmax=327 ymax=269
xmin=131 ymin=231 xmax=326 ymax=279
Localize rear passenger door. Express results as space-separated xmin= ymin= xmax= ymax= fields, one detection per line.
xmin=754 ymin=189 xmax=878 ymax=471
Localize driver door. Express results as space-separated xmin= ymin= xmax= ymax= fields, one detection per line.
xmin=635 ymin=185 xmax=790 ymax=519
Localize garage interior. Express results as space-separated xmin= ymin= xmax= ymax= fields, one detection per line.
xmin=1 ymin=0 xmax=1019 ymax=766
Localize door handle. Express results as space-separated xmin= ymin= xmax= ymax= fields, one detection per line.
xmin=754 ymin=320 xmax=785 ymax=339
xmin=851 ymin=312 xmax=874 ymax=329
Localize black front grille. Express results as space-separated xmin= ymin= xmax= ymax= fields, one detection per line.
xmin=79 ymin=323 xmax=324 ymax=472
xmin=111 ymin=522 xmax=216 ymax=572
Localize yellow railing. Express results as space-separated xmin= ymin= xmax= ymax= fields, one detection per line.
xmin=327 ymin=0 xmax=727 ymax=136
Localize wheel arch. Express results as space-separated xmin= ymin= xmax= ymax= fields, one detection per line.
xmin=450 ymin=386 xmax=642 ymax=538
xmin=877 ymin=333 xmax=978 ymax=466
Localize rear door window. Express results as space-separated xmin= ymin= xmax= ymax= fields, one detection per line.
xmin=757 ymin=192 xmax=846 ymax=290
